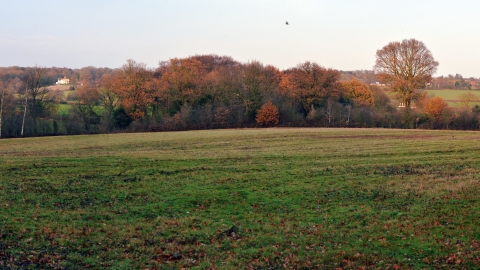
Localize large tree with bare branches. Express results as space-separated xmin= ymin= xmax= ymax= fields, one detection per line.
xmin=374 ymin=39 xmax=439 ymax=110
xmin=22 ymin=66 xmax=49 ymax=136
xmin=0 ymin=75 xmax=6 ymax=138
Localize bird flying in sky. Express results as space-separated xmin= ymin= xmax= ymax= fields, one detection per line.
xmin=286 ymin=21 xmax=289 ymax=25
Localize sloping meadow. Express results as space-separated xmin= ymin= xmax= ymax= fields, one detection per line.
xmin=1 ymin=128 xmax=479 ymax=268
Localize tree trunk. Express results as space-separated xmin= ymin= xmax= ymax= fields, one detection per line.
xmin=31 ymin=92 xmax=37 ymax=136
xmin=0 ymin=87 xmax=4 ymax=138
xmin=346 ymin=105 xmax=351 ymax=126
xmin=21 ymin=86 xmax=28 ymax=137
xmin=106 ymin=109 xmax=113 ymax=132
xmin=326 ymin=100 xmax=333 ymax=126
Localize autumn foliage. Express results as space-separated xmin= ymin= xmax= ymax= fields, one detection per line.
xmin=255 ymin=101 xmax=279 ymax=127
xmin=374 ymin=39 xmax=439 ymax=110
xmin=3 ymin=40 xmax=480 ymax=138
xmin=157 ymin=58 xmax=205 ymax=107
xmin=280 ymin=62 xmax=341 ymax=113
xmin=339 ymin=79 xmax=374 ymax=107
xmin=116 ymin=60 xmax=157 ymax=121
xmin=424 ymin=96 xmax=449 ymax=121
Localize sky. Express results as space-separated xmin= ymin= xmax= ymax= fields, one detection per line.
xmin=1 ymin=0 xmax=479 ymax=77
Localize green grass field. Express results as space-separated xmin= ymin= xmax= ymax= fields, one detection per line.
xmin=57 ymin=104 xmax=71 ymax=116
xmin=1 ymin=128 xmax=480 ymax=268
xmin=425 ymin=89 xmax=480 ymax=107
xmin=57 ymin=104 xmax=104 ymax=117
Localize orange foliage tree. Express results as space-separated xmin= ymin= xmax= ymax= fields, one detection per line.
xmin=339 ymin=79 xmax=374 ymax=107
xmin=157 ymin=58 xmax=205 ymax=108
xmin=113 ymin=59 xmax=154 ymax=121
xmin=424 ymin=96 xmax=449 ymax=121
xmin=255 ymin=101 xmax=279 ymax=127
xmin=280 ymin=62 xmax=340 ymax=114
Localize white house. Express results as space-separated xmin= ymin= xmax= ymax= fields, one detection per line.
xmin=370 ymin=81 xmax=386 ymax=87
xmin=56 ymin=77 xmax=70 ymax=85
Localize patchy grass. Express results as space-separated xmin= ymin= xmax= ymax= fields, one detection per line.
xmin=425 ymin=89 xmax=480 ymax=107
xmin=56 ymin=104 xmax=104 ymax=117
xmin=1 ymin=128 xmax=480 ymax=268
xmin=45 ymin=85 xmax=73 ymax=92
xmin=57 ymin=104 xmax=71 ymax=116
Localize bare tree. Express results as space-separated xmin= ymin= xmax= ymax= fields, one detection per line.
xmin=98 ymin=74 xmax=119 ymax=131
xmin=458 ymin=92 xmax=479 ymax=108
xmin=0 ymin=77 xmax=17 ymax=138
xmin=21 ymin=80 xmax=28 ymax=137
xmin=99 ymin=87 xmax=118 ymax=130
xmin=22 ymin=66 xmax=48 ymax=136
xmin=374 ymin=39 xmax=439 ymax=111
xmin=237 ymin=61 xmax=270 ymax=121
xmin=72 ymin=83 xmax=101 ymax=132
xmin=325 ymin=99 xmax=334 ymax=126
xmin=0 ymin=79 xmax=5 ymax=138
xmin=345 ymin=105 xmax=351 ymax=126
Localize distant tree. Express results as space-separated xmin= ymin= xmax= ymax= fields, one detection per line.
xmin=114 ymin=60 xmax=154 ymax=121
xmin=424 ymin=96 xmax=449 ymax=121
xmin=189 ymin=54 xmax=239 ymax=73
xmin=98 ymin=74 xmax=119 ymax=131
xmin=0 ymin=77 xmax=6 ymax=138
xmin=240 ymin=61 xmax=265 ymax=120
xmin=20 ymin=81 xmax=28 ymax=137
xmin=339 ymin=79 xmax=374 ymax=107
xmin=22 ymin=66 xmax=49 ymax=136
xmin=76 ymin=66 xmax=110 ymax=84
xmin=280 ymin=62 xmax=341 ymax=115
xmin=458 ymin=92 xmax=479 ymax=108
xmin=256 ymin=101 xmax=279 ymax=127
xmin=451 ymin=108 xmax=479 ymax=130
xmin=235 ymin=61 xmax=279 ymax=121
xmin=339 ymin=70 xmax=377 ymax=84
xmin=369 ymin=85 xmax=393 ymax=112
xmin=113 ymin=107 xmax=133 ymax=129
xmin=157 ymin=58 xmax=205 ymax=113
xmin=0 ymin=82 xmax=16 ymax=138
xmin=72 ymin=83 xmax=101 ymax=132
xmin=374 ymin=39 xmax=439 ymax=112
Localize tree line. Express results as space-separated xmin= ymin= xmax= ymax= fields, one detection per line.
xmin=1 ymin=40 xmax=480 ymax=138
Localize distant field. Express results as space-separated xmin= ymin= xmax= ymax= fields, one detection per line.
xmin=1 ymin=128 xmax=480 ymax=268
xmin=425 ymin=89 xmax=480 ymax=107
xmin=45 ymin=85 xmax=73 ymax=91
xmin=57 ymin=103 xmax=103 ymax=117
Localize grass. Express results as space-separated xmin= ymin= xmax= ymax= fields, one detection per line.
xmin=425 ymin=89 xmax=480 ymax=107
xmin=1 ymin=128 xmax=480 ymax=268
xmin=57 ymin=104 xmax=71 ymax=116
xmin=45 ymin=85 xmax=73 ymax=92
xmin=57 ymin=104 xmax=104 ymax=117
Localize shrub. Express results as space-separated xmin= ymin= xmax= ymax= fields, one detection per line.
xmin=256 ymin=101 xmax=279 ymax=127
xmin=113 ymin=107 xmax=133 ymax=129
xmin=424 ymin=96 xmax=449 ymax=121
xmin=214 ymin=107 xmax=232 ymax=128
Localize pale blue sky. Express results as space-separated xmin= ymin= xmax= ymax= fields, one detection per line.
xmin=1 ymin=0 xmax=479 ymax=77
